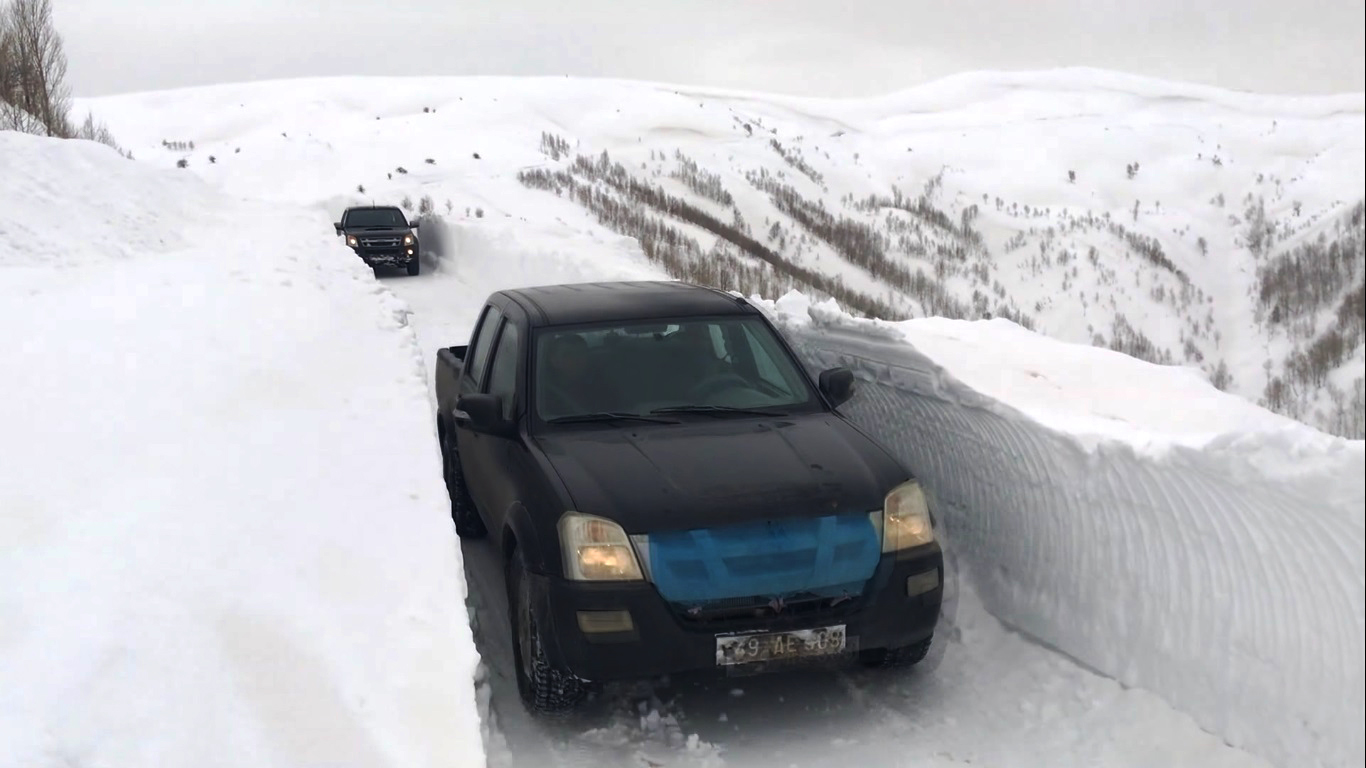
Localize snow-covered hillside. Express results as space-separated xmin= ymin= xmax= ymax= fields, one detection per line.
xmin=78 ymin=68 xmax=1366 ymax=438
xmin=0 ymin=132 xmax=485 ymax=768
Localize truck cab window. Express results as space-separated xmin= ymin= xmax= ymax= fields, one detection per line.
xmin=467 ymin=306 xmax=503 ymax=386
xmin=486 ymin=322 xmax=522 ymax=420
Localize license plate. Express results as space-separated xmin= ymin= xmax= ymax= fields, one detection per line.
xmin=715 ymin=625 xmax=847 ymax=666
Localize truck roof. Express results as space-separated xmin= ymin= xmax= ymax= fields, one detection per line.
xmin=502 ymin=280 xmax=757 ymax=327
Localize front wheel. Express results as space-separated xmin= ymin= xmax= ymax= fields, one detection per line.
xmin=406 ymin=258 xmax=421 ymax=276
xmin=506 ymin=553 xmax=590 ymax=715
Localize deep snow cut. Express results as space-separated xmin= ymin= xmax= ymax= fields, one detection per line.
xmin=388 ymin=250 xmax=1277 ymax=768
xmin=0 ymin=132 xmax=485 ymax=768
xmin=758 ymin=289 xmax=1365 ymax=768
xmin=58 ymin=68 xmax=1364 ymax=767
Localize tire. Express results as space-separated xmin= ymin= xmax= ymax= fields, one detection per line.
xmin=440 ymin=425 xmax=486 ymax=539
xmin=406 ymin=258 xmax=420 ymax=276
xmin=506 ymin=553 xmax=590 ymax=715
xmin=858 ymin=635 xmax=932 ymax=669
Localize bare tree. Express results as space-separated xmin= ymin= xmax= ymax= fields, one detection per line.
xmin=0 ymin=4 xmax=38 ymax=130
xmin=0 ymin=0 xmax=70 ymax=136
xmin=1 ymin=0 xmax=127 ymax=153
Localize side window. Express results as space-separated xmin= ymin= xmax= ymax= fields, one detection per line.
xmin=466 ymin=305 xmax=503 ymax=385
xmin=485 ymin=322 xmax=522 ymax=420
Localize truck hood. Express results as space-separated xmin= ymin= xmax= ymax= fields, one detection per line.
xmin=344 ymin=227 xmax=413 ymax=236
xmin=534 ymin=414 xmax=907 ymax=533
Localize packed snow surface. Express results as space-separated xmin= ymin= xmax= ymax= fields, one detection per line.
xmin=0 ymin=132 xmax=485 ymax=768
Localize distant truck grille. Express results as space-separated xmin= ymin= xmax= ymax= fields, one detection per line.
xmin=641 ymin=513 xmax=881 ymax=625
xmin=360 ymin=236 xmax=402 ymax=248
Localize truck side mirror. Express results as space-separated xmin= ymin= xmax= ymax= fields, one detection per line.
xmin=333 ymin=221 xmax=343 ymax=234
xmin=455 ymin=394 xmax=515 ymax=437
xmin=410 ymin=221 xmax=420 ymax=230
xmin=817 ymin=367 xmax=855 ymax=407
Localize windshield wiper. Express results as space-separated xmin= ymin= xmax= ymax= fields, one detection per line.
xmin=650 ymin=405 xmax=787 ymax=417
xmin=546 ymin=411 xmax=680 ymax=425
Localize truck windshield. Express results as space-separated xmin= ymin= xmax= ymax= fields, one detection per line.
xmin=534 ymin=316 xmax=819 ymax=422
xmin=345 ymin=208 xmax=407 ymax=227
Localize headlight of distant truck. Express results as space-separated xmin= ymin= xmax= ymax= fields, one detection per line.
xmin=870 ymin=480 xmax=934 ymax=552
xmin=559 ymin=512 xmax=644 ymax=581
xmin=403 ymin=234 xmax=415 ymax=245
xmin=345 ymin=235 xmax=359 ymax=247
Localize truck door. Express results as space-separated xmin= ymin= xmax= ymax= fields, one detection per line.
xmin=454 ymin=304 xmax=503 ymax=513
xmin=476 ymin=317 xmax=526 ymax=534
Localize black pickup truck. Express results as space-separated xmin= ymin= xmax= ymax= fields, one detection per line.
xmin=435 ymin=280 xmax=943 ymax=714
xmin=333 ymin=205 xmax=421 ymax=275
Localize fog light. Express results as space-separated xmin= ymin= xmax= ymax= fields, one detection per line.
xmin=406 ymin=248 xmax=414 ymax=255
xmin=576 ymin=610 xmax=634 ymax=633
xmin=906 ymin=570 xmax=940 ymax=596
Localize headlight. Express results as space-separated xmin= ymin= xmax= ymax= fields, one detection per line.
xmin=403 ymin=234 xmax=415 ymax=245
xmin=558 ymin=512 xmax=644 ymax=581
xmin=870 ymin=480 xmax=934 ymax=552
xmin=345 ymin=235 xmax=358 ymax=247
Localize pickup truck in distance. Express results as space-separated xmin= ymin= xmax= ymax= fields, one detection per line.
xmin=435 ymin=280 xmax=944 ymax=714
xmin=333 ymin=205 xmax=421 ymax=275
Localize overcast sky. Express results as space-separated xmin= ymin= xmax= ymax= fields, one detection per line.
xmin=56 ymin=0 xmax=1365 ymax=98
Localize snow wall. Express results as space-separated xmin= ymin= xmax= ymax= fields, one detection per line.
xmin=756 ymin=292 xmax=1365 ymax=768
xmin=0 ymin=132 xmax=487 ymax=768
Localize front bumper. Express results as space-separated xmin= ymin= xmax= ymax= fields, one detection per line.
xmin=351 ymin=245 xmax=417 ymax=266
xmin=527 ymin=543 xmax=943 ymax=682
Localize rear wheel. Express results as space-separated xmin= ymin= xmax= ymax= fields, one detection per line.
xmin=859 ymin=635 xmax=932 ymax=669
xmin=440 ymin=425 xmax=486 ymax=539
xmin=506 ymin=553 xmax=590 ymax=715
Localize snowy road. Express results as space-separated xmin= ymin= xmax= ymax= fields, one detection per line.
xmin=379 ymin=254 xmax=1269 ymax=768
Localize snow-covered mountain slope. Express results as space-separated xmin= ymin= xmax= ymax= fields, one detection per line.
xmin=78 ymin=68 xmax=1365 ymax=437
xmin=0 ymin=132 xmax=485 ymax=768
xmin=765 ymin=291 xmax=1364 ymax=768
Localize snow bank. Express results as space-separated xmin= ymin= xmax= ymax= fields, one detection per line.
xmin=0 ymin=132 xmax=485 ymax=768
xmin=757 ymin=291 xmax=1365 ymax=768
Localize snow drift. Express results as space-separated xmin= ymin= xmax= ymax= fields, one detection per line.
xmin=0 ymin=132 xmax=485 ymax=768
xmin=757 ymin=291 xmax=1365 ymax=768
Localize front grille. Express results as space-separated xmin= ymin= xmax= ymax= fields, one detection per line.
xmin=642 ymin=513 xmax=880 ymax=627
xmin=675 ymin=590 xmax=863 ymax=627
xmin=361 ymin=236 xmax=402 ymax=248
